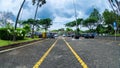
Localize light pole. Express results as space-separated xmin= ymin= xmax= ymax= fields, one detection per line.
xmin=72 ymin=0 xmax=79 ymax=39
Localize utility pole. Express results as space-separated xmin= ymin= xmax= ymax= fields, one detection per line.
xmin=72 ymin=0 xmax=79 ymax=39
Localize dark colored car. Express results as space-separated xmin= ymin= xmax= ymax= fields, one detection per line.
xmin=38 ymin=34 xmax=42 ymax=38
xmin=67 ymin=34 xmax=71 ymax=37
xmin=84 ymin=33 xmax=95 ymax=38
xmin=47 ymin=33 xmax=55 ymax=39
xmin=74 ymin=35 xmax=80 ymax=39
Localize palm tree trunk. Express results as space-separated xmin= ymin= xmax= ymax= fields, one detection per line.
xmin=115 ymin=0 xmax=120 ymax=11
xmin=13 ymin=0 xmax=25 ymax=41
xmin=15 ymin=0 xmax=25 ymax=30
xmin=31 ymin=2 xmax=39 ymax=38
xmin=108 ymin=0 xmax=116 ymax=12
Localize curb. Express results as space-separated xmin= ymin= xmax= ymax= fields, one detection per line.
xmin=0 ymin=39 xmax=44 ymax=52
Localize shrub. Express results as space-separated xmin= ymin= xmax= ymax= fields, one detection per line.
xmin=16 ymin=28 xmax=26 ymax=40
xmin=0 ymin=28 xmax=26 ymax=40
xmin=0 ymin=28 xmax=13 ymax=40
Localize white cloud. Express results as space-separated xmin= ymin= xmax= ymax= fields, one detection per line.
xmin=0 ymin=0 xmax=23 ymax=15
xmin=0 ymin=0 xmax=112 ymax=30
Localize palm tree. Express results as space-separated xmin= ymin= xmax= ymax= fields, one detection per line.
xmin=31 ymin=0 xmax=46 ymax=38
xmin=15 ymin=0 xmax=26 ymax=30
xmin=14 ymin=0 xmax=26 ymax=41
xmin=32 ymin=0 xmax=46 ymax=19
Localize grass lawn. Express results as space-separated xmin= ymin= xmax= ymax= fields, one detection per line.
xmin=0 ymin=38 xmax=40 ymax=47
xmin=116 ymin=34 xmax=120 ymax=36
xmin=112 ymin=34 xmax=120 ymax=36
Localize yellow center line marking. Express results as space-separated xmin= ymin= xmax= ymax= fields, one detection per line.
xmin=63 ymin=38 xmax=88 ymax=68
xmin=33 ymin=39 xmax=58 ymax=68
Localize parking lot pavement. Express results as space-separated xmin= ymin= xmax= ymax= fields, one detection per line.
xmin=0 ymin=39 xmax=56 ymax=68
xmin=0 ymin=37 xmax=119 ymax=68
xmin=39 ymin=39 xmax=83 ymax=68
xmin=65 ymin=37 xmax=120 ymax=68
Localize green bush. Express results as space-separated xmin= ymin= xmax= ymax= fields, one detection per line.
xmin=16 ymin=28 xmax=26 ymax=40
xmin=0 ymin=28 xmax=13 ymax=40
xmin=0 ymin=28 xmax=26 ymax=40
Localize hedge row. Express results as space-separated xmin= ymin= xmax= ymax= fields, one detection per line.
xmin=0 ymin=28 xmax=26 ymax=40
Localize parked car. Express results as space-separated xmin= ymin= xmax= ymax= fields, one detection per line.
xmin=38 ymin=33 xmax=42 ymax=38
xmin=62 ymin=34 xmax=66 ymax=37
xmin=84 ymin=33 xmax=95 ymax=38
xmin=67 ymin=34 xmax=71 ymax=37
xmin=54 ymin=34 xmax=58 ymax=37
xmin=47 ymin=33 xmax=55 ymax=38
xmin=74 ymin=35 xmax=80 ymax=39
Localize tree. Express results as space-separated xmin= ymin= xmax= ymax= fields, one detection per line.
xmin=108 ymin=0 xmax=120 ymax=33
xmin=103 ymin=9 xmax=115 ymax=25
xmin=65 ymin=18 xmax=83 ymax=28
xmin=103 ymin=9 xmax=117 ymax=25
xmin=66 ymin=28 xmax=73 ymax=32
xmin=17 ymin=20 xmax=25 ymax=28
xmin=23 ymin=18 xmax=34 ymax=25
xmin=58 ymin=28 xmax=65 ymax=31
xmin=102 ymin=9 xmax=120 ymax=34
xmin=32 ymin=0 xmax=46 ymax=38
xmin=23 ymin=24 xmax=31 ymax=34
xmin=83 ymin=17 xmax=97 ymax=32
xmin=22 ymin=18 xmax=42 ymax=37
xmin=108 ymin=0 xmax=120 ymax=14
xmin=14 ymin=0 xmax=26 ymax=41
xmin=106 ymin=25 xmax=114 ymax=34
xmin=22 ymin=19 xmax=34 ymax=32
xmin=96 ymin=24 xmax=106 ymax=34
xmin=38 ymin=18 xmax=52 ymax=32
xmin=32 ymin=0 xmax=46 ymax=19
xmin=58 ymin=28 xmax=65 ymax=35
xmin=76 ymin=18 xmax=83 ymax=29
xmin=90 ymin=8 xmax=102 ymax=26
xmin=65 ymin=18 xmax=83 ymax=35
xmin=51 ymin=30 xmax=59 ymax=33
xmin=5 ymin=22 xmax=13 ymax=29
xmin=90 ymin=8 xmax=100 ymax=21
xmin=65 ymin=21 xmax=75 ymax=27
xmin=15 ymin=0 xmax=26 ymax=30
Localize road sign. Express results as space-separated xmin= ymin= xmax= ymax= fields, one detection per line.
xmin=113 ymin=22 xmax=117 ymax=30
xmin=113 ymin=21 xmax=117 ymax=41
xmin=113 ymin=22 xmax=117 ymax=26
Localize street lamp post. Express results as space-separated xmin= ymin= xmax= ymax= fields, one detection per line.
xmin=72 ymin=0 xmax=79 ymax=39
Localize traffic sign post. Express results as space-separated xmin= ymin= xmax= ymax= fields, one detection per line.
xmin=113 ymin=22 xmax=117 ymax=41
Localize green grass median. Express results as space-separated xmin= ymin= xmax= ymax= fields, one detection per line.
xmin=0 ymin=38 xmax=40 ymax=47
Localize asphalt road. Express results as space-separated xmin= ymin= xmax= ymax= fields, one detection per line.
xmin=0 ymin=39 xmax=56 ymax=68
xmin=66 ymin=37 xmax=120 ymax=68
xmin=0 ymin=37 xmax=120 ymax=68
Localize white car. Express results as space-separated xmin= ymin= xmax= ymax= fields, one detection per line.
xmin=54 ymin=34 xmax=58 ymax=37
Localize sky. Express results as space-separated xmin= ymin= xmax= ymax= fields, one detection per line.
xmin=0 ymin=0 xmax=112 ymax=30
